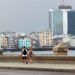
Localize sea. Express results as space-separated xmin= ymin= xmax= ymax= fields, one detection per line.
xmin=3 ymin=50 xmax=75 ymax=56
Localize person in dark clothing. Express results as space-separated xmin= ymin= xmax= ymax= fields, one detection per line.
xmin=21 ymin=46 xmax=28 ymax=64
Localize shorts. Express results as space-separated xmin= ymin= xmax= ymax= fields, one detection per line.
xmin=22 ymin=54 xmax=27 ymax=59
xmin=22 ymin=56 xmax=27 ymax=59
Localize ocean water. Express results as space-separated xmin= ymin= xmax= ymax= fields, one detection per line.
xmin=33 ymin=50 xmax=75 ymax=56
xmin=68 ymin=50 xmax=75 ymax=56
xmin=3 ymin=50 xmax=75 ymax=56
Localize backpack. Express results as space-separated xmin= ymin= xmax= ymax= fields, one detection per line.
xmin=22 ymin=49 xmax=27 ymax=55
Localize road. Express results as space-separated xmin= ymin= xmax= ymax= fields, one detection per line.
xmin=0 ymin=69 xmax=75 ymax=75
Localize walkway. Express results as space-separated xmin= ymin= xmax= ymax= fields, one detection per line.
xmin=0 ymin=62 xmax=75 ymax=72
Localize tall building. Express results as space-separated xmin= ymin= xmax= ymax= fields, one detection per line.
xmin=49 ymin=10 xmax=63 ymax=35
xmin=49 ymin=3 xmax=75 ymax=36
xmin=68 ymin=11 xmax=75 ymax=35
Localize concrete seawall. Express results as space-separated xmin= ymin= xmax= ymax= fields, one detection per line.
xmin=0 ymin=55 xmax=75 ymax=64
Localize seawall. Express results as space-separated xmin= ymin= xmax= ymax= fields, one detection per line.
xmin=0 ymin=55 xmax=75 ymax=64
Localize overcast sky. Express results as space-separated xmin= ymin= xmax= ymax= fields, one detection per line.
xmin=0 ymin=0 xmax=74 ymax=33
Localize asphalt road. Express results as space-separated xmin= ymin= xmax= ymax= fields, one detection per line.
xmin=0 ymin=69 xmax=75 ymax=75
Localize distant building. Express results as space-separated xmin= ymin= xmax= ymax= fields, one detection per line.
xmin=68 ymin=36 xmax=75 ymax=47
xmin=49 ymin=4 xmax=75 ymax=36
xmin=30 ymin=29 xmax=52 ymax=47
xmin=38 ymin=29 xmax=52 ymax=47
xmin=29 ymin=32 xmax=39 ymax=48
xmin=49 ymin=2 xmax=75 ymax=44
xmin=49 ymin=9 xmax=63 ymax=35
xmin=68 ymin=11 xmax=75 ymax=35
xmin=1 ymin=32 xmax=16 ymax=49
xmin=7 ymin=33 xmax=15 ymax=49
xmin=14 ymin=32 xmax=26 ymax=49
xmin=0 ymin=34 xmax=8 ymax=49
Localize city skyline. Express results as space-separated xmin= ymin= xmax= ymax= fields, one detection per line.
xmin=0 ymin=0 xmax=75 ymax=34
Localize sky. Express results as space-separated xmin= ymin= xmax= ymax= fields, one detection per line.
xmin=0 ymin=0 xmax=75 ymax=34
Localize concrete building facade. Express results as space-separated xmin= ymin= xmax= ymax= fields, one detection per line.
xmin=0 ymin=34 xmax=8 ymax=49
xmin=30 ymin=29 xmax=52 ymax=47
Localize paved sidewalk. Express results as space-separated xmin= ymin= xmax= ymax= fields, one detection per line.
xmin=0 ymin=62 xmax=75 ymax=72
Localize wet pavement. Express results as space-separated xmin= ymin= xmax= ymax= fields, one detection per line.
xmin=0 ymin=69 xmax=75 ymax=75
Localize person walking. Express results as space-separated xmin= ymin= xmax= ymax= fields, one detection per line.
xmin=21 ymin=46 xmax=28 ymax=64
xmin=28 ymin=46 xmax=33 ymax=64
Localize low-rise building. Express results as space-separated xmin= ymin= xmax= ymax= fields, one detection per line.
xmin=0 ymin=34 xmax=8 ymax=49
xmin=29 ymin=29 xmax=52 ymax=47
xmin=38 ymin=29 xmax=52 ymax=47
